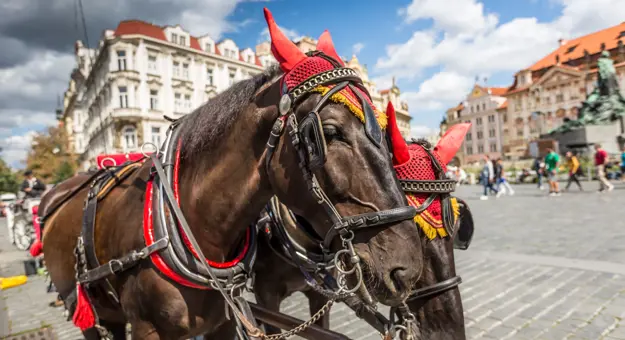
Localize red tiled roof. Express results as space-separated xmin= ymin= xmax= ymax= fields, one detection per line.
xmin=114 ymin=20 xmax=255 ymax=64
xmin=115 ymin=20 xmax=167 ymax=41
xmin=529 ymin=21 xmax=625 ymax=71
xmin=255 ymin=56 xmax=263 ymax=67
xmin=379 ymin=89 xmax=390 ymax=94
xmin=487 ymin=87 xmax=508 ymax=96
xmin=498 ymin=100 xmax=508 ymax=109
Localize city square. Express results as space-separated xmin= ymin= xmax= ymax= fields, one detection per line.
xmin=2 ymin=184 xmax=625 ymax=339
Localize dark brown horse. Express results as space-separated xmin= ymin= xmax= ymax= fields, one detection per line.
xmin=40 ymin=9 xmax=424 ymax=340
xmin=252 ymin=104 xmax=474 ymax=339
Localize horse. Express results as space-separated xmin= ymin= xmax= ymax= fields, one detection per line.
xmin=40 ymin=9 xmax=425 ymax=340
xmin=251 ymin=103 xmax=474 ymax=339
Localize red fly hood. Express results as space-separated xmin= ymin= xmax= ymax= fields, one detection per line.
xmin=386 ymin=102 xmax=409 ymax=166
xmin=392 ymin=122 xmax=471 ymax=239
xmin=263 ymin=8 xmax=386 ymax=129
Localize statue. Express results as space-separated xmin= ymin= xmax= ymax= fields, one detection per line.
xmin=549 ymin=50 xmax=625 ymax=134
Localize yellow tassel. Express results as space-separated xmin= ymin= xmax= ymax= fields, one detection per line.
xmin=311 ymin=86 xmax=388 ymax=129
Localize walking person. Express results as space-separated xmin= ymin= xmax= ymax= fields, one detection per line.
xmin=620 ymin=146 xmax=625 ymax=182
xmin=480 ymin=155 xmax=499 ymax=200
xmin=533 ymin=157 xmax=544 ymax=190
xmin=564 ymin=151 xmax=583 ymax=191
xmin=594 ymin=143 xmax=614 ymax=192
xmin=496 ymin=158 xmax=515 ymax=195
xmin=544 ymin=148 xmax=561 ymax=196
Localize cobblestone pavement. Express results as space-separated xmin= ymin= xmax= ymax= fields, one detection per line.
xmin=1 ymin=182 xmax=625 ymax=339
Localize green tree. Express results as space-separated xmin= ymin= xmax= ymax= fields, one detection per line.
xmin=25 ymin=126 xmax=78 ymax=184
xmin=0 ymin=158 xmax=19 ymax=193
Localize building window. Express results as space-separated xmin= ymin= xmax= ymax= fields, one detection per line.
xmin=151 ymin=127 xmax=161 ymax=146
xmin=556 ymin=93 xmax=564 ymax=103
xmin=482 ymin=103 xmax=486 ymax=111
xmin=488 ymin=115 xmax=495 ymax=123
xmin=148 ymin=55 xmax=157 ymax=73
xmin=205 ymin=43 xmax=213 ymax=52
xmin=182 ymin=63 xmax=189 ymax=79
xmin=490 ymin=144 xmax=497 ymax=152
xmin=184 ymin=94 xmax=191 ymax=111
xmin=122 ymin=126 xmax=137 ymax=150
xmin=150 ymin=90 xmax=158 ymax=110
xmin=229 ymin=69 xmax=236 ymax=86
xmin=466 ymin=132 xmax=472 ymax=141
xmin=174 ymin=93 xmax=182 ymax=112
xmin=118 ymin=86 xmax=128 ymax=108
xmin=476 ymin=117 xmax=482 ymax=125
xmin=466 ymin=146 xmax=473 ymax=155
xmin=478 ymin=145 xmax=484 ymax=153
xmin=180 ymin=36 xmax=186 ymax=46
xmin=503 ymin=114 xmax=508 ymax=123
xmin=477 ymin=131 xmax=483 ymax=139
xmin=116 ymin=50 xmax=127 ymax=71
xmin=247 ymin=54 xmax=254 ymax=63
xmin=171 ymin=33 xmax=178 ymax=44
xmin=489 ymin=128 xmax=496 ymax=137
xmin=517 ymin=128 xmax=523 ymax=137
xmin=206 ymin=67 xmax=213 ymax=85
xmin=173 ymin=61 xmax=180 ymax=78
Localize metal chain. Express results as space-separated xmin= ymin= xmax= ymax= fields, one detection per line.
xmin=291 ymin=68 xmax=358 ymax=102
xmin=260 ymin=298 xmax=335 ymax=340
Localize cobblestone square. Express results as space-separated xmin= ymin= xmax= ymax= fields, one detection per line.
xmin=1 ymin=183 xmax=625 ymax=339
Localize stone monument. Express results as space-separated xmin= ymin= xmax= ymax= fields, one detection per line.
xmin=547 ymin=51 xmax=625 ymax=153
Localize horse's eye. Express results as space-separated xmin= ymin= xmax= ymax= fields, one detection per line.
xmin=323 ymin=125 xmax=346 ymax=144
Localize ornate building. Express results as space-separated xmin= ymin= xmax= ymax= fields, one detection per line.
xmin=62 ymin=20 xmax=411 ymax=169
xmin=444 ymin=85 xmax=507 ymax=164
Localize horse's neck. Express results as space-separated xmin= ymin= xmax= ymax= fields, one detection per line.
xmin=177 ymin=115 xmax=273 ymax=262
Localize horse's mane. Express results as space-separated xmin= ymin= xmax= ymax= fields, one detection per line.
xmin=180 ymin=64 xmax=283 ymax=158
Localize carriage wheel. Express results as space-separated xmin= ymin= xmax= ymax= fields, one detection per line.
xmin=13 ymin=213 xmax=34 ymax=251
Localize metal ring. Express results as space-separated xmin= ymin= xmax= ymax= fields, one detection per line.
xmin=141 ymin=142 xmax=158 ymax=157
xmin=99 ymin=157 xmax=117 ymax=168
xmin=334 ymin=249 xmax=357 ymax=275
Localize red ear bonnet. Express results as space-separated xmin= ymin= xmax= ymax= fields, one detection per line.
xmin=386 ymin=102 xmax=409 ymax=166
xmin=316 ymin=30 xmax=345 ymax=66
xmin=433 ymin=123 xmax=472 ymax=165
xmin=263 ymin=8 xmax=306 ymax=72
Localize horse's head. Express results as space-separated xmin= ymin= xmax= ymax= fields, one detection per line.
xmin=387 ymin=102 xmax=472 ymax=338
xmin=260 ymin=8 xmax=421 ymax=305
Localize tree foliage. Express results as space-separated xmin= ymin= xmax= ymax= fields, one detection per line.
xmin=24 ymin=126 xmax=78 ymax=184
xmin=0 ymin=158 xmax=19 ymax=193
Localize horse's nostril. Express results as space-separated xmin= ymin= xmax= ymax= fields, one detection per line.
xmin=390 ymin=267 xmax=409 ymax=292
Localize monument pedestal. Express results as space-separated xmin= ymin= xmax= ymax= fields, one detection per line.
xmin=546 ymin=122 xmax=621 ymax=154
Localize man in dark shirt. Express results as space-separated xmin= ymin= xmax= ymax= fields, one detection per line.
xmin=20 ymin=170 xmax=46 ymax=198
xmin=594 ymin=144 xmax=614 ymax=192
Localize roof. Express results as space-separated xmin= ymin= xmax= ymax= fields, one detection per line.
xmin=486 ymin=87 xmax=508 ymax=96
xmin=114 ymin=20 xmax=261 ymax=66
xmin=529 ymin=21 xmax=625 ymax=71
xmin=497 ymin=100 xmax=508 ymax=109
xmin=379 ymin=89 xmax=390 ymax=94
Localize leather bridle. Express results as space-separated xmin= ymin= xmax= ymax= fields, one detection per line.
xmin=263 ymin=51 xmax=417 ymax=299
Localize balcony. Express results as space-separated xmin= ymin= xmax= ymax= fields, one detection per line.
xmin=111 ymin=107 xmax=142 ymax=119
xmin=109 ymin=69 xmax=140 ymax=82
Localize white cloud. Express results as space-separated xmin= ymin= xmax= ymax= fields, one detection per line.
xmin=258 ymin=25 xmax=301 ymax=43
xmin=376 ymin=0 xmax=625 ymax=129
xmin=410 ymin=125 xmax=438 ymax=139
xmin=399 ymin=0 xmax=498 ymax=36
xmin=352 ymin=42 xmax=365 ymax=55
xmin=1 ymin=131 xmax=37 ymax=168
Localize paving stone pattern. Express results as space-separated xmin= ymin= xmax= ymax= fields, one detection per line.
xmin=1 ymin=183 xmax=625 ymax=339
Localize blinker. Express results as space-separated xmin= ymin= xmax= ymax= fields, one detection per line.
xmin=279 ymin=94 xmax=292 ymax=116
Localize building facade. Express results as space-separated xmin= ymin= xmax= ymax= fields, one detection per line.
xmin=445 ymin=21 xmax=625 ymax=160
xmin=444 ymin=85 xmax=507 ymax=164
xmin=62 ymin=20 xmax=411 ymax=168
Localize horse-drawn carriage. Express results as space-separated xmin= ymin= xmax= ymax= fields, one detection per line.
xmin=35 ymin=8 xmax=474 ymax=340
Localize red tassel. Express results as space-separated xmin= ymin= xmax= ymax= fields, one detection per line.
xmin=29 ymin=240 xmax=43 ymax=257
xmin=73 ymin=283 xmax=96 ymax=331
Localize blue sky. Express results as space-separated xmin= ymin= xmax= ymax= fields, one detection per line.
xmin=2 ymin=0 xmax=625 ymax=167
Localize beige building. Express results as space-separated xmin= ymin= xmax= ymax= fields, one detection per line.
xmin=445 ymin=21 xmax=625 ymax=160
xmin=444 ymin=85 xmax=507 ymax=164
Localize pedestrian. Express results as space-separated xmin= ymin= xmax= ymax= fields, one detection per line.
xmin=20 ymin=170 xmax=46 ymax=199
xmin=544 ymin=148 xmax=561 ymax=196
xmin=496 ymin=158 xmax=515 ymax=195
xmin=480 ymin=155 xmax=499 ymax=200
xmin=620 ymin=146 xmax=625 ymax=182
xmin=532 ymin=157 xmax=544 ymax=190
xmin=594 ymin=143 xmax=614 ymax=192
xmin=564 ymin=151 xmax=583 ymax=191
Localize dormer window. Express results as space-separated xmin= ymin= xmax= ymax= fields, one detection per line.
xmin=171 ymin=33 xmax=178 ymax=44
xmin=205 ymin=43 xmax=213 ymax=52
xmin=180 ymin=36 xmax=186 ymax=46
xmin=247 ymin=54 xmax=254 ymax=63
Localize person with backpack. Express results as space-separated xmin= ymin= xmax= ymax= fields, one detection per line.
xmin=564 ymin=151 xmax=583 ymax=191
xmin=532 ymin=157 xmax=544 ymax=190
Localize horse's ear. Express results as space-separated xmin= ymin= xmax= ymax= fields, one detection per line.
xmin=316 ymin=30 xmax=345 ymax=66
xmin=263 ymin=8 xmax=306 ymax=72
xmin=434 ymin=123 xmax=471 ymax=165
xmin=387 ymin=102 xmax=409 ymax=166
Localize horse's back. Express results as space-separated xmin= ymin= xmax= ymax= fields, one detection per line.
xmin=39 ymin=172 xmax=96 ymax=220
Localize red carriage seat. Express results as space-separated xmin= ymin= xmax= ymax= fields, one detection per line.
xmin=96 ymin=152 xmax=147 ymax=169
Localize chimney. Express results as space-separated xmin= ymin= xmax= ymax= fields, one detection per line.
xmin=558 ymin=38 xmax=567 ymax=46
